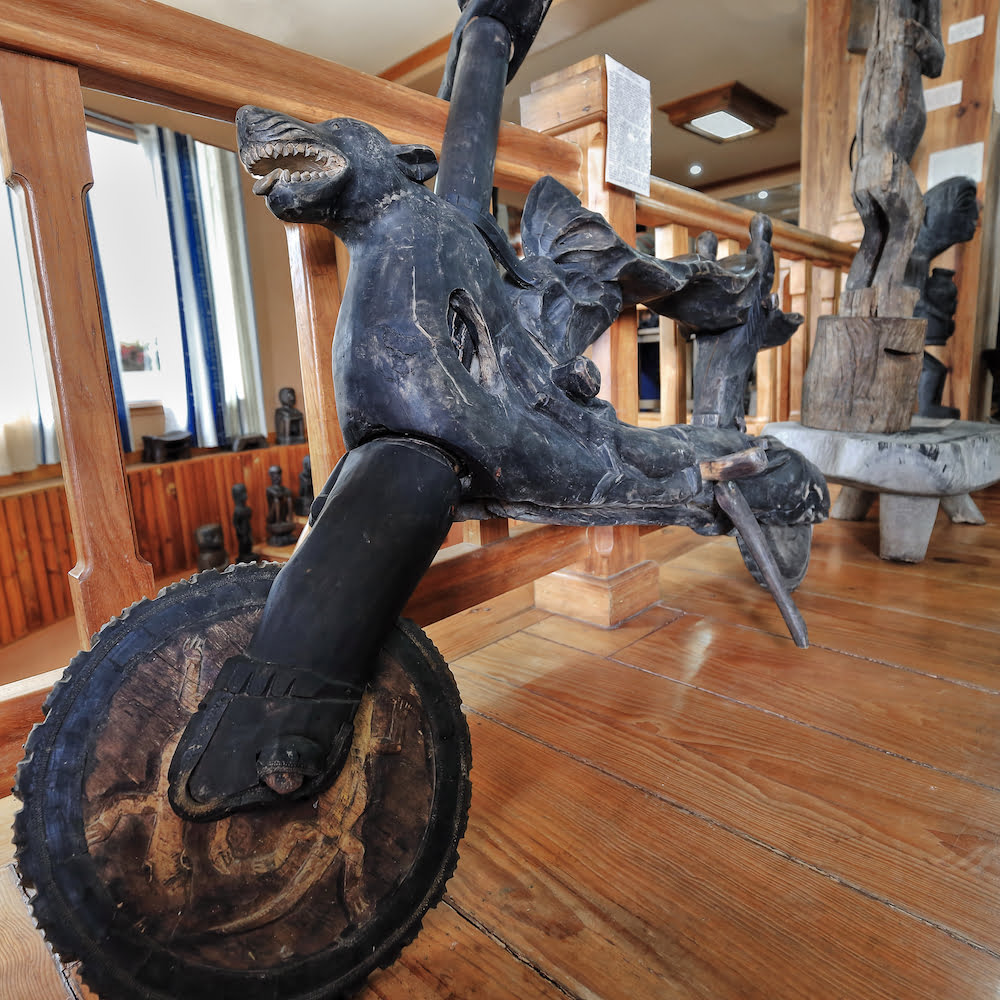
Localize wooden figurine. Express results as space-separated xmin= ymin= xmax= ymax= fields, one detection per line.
xmin=195 ymin=523 xmax=228 ymax=571
xmin=274 ymin=386 xmax=306 ymax=444
xmin=295 ymin=454 xmax=314 ymax=516
xmin=231 ymin=482 xmax=257 ymax=562
xmin=265 ymin=464 xmax=297 ymax=545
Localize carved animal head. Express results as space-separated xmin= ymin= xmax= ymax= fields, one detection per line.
xmin=236 ymin=106 xmax=439 ymax=230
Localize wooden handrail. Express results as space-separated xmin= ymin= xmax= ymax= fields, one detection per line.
xmin=0 ymin=0 xmax=581 ymax=194
xmin=638 ymin=177 xmax=855 ymax=269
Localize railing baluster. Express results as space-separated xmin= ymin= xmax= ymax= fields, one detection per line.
xmin=654 ymin=223 xmax=690 ymax=425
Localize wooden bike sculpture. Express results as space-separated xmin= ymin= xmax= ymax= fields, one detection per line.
xmin=14 ymin=2 xmax=828 ymax=997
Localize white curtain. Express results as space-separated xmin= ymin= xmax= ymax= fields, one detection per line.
xmin=194 ymin=140 xmax=267 ymax=439
xmin=0 ymin=188 xmax=58 ymax=475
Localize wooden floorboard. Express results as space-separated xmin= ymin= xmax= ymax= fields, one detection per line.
xmin=617 ymin=615 xmax=1000 ymax=788
xmin=452 ymin=631 xmax=1000 ymax=949
xmin=2 ymin=483 xmax=999 ymax=998
xmin=447 ymin=714 xmax=1000 ymax=1000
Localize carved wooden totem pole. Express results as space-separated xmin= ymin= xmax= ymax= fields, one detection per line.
xmin=14 ymin=2 xmax=828 ymax=998
xmin=802 ymin=0 xmax=944 ymax=432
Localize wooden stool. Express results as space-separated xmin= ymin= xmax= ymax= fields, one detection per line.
xmin=765 ymin=418 xmax=1000 ymax=562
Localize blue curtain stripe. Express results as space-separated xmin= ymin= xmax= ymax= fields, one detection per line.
xmin=156 ymin=127 xmax=201 ymax=447
xmin=84 ymin=196 xmax=132 ymax=454
xmin=173 ymin=133 xmax=229 ymax=446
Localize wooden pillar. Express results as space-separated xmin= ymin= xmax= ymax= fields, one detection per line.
xmin=799 ymin=2 xmax=855 ymax=239
xmin=0 ymin=51 xmax=154 ymax=648
xmin=285 ymin=225 xmax=348 ymax=488
xmin=521 ymin=56 xmax=659 ymax=627
xmin=654 ymin=223 xmax=690 ymax=425
xmin=787 ymin=259 xmax=815 ymax=421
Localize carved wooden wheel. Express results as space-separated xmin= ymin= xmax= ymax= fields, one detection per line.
xmin=14 ymin=562 xmax=471 ymax=1000
xmin=736 ymin=522 xmax=813 ymax=592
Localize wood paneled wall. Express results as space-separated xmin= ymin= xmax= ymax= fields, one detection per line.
xmin=0 ymin=444 xmax=308 ymax=647
xmin=0 ymin=486 xmax=74 ymax=647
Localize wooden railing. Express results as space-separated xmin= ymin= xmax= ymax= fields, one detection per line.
xmin=0 ymin=444 xmax=309 ymax=647
xmin=0 ymin=0 xmax=855 ymax=740
xmin=635 ymin=179 xmax=854 ymax=432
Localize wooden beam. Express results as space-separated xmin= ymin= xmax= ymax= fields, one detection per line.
xmin=0 ymin=668 xmax=62 ymax=793
xmin=379 ymin=35 xmax=452 ymax=90
xmin=0 ymin=0 xmax=581 ymax=195
xmin=638 ymin=178 xmax=856 ymax=269
xmin=698 ymin=163 xmax=801 ymax=202
xmin=405 ymin=525 xmax=588 ymax=628
xmin=380 ymin=0 xmax=655 ymax=93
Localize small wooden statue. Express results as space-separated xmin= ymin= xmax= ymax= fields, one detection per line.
xmin=265 ymin=464 xmax=297 ymax=546
xmin=195 ymin=523 xmax=228 ymax=571
xmin=295 ymin=454 xmax=314 ymax=517
xmin=231 ymin=482 xmax=257 ymax=562
xmin=274 ymin=387 xmax=306 ymax=445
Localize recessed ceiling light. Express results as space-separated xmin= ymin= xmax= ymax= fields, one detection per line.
xmin=659 ymin=82 xmax=786 ymax=144
xmin=757 ymin=190 xmax=769 ymax=200
xmin=689 ymin=111 xmax=755 ymax=141
xmin=688 ymin=162 xmax=703 ymax=176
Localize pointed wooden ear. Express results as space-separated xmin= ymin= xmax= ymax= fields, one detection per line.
xmin=394 ymin=144 xmax=439 ymax=182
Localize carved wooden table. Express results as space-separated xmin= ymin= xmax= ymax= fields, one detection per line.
xmin=764 ymin=417 xmax=1000 ymax=562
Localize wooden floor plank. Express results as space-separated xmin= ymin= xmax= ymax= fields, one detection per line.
xmin=424 ymin=583 xmax=547 ymax=663
xmin=0 ymin=836 xmax=569 ymax=1000
xmin=667 ymin=539 xmax=1000 ymax=632
xmin=0 ymin=865 xmax=74 ymax=1000
xmin=0 ymin=794 xmax=16 ymax=867
xmin=358 ymin=902 xmax=570 ymax=1000
xmin=449 ymin=714 xmax=1000 ymax=1000
xmin=615 ymin=615 xmax=1000 ymax=787
xmin=809 ymin=514 xmax=1000 ymax=579
xmin=452 ymin=633 xmax=1000 ymax=950
xmin=654 ymin=564 xmax=1000 ymax=691
xmin=523 ymin=604 xmax=680 ymax=657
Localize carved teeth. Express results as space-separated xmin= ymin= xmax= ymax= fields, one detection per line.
xmin=252 ymin=168 xmax=282 ymax=196
xmin=244 ymin=135 xmax=348 ymax=193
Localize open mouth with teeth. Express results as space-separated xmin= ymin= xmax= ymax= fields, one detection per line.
xmin=243 ymin=140 xmax=348 ymax=197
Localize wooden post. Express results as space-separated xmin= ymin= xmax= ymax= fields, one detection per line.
xmin=773 ymin=256 xmax=793 ymax=422
xmin=285 ymin=224 xmax=347 ymax=488
xmin=787 ymin=259 xmax=815 ymax=421
xmin=522 ymin=57 xmax=659 ymax=627
xmin=0 ymin=51 xmax=154 ymax=647
xmin=654 ymin=223 xmax=690 ymax=425
xmin=799 ymin=1 xmax=855 ymax=239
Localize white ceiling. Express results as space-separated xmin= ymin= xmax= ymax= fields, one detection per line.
xmin=156 ymin=0 xmax=808 ymax=193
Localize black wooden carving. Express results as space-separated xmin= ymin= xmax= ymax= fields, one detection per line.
xmin=274 ymin=386 xmax=306 ymax=444
xmin=231 ymin=482 xmax=257 ymax=563
xmin=907 ymin=175 xmax=980 ymax=416
xmin=15 ymin=3 xmax=828 ymax=997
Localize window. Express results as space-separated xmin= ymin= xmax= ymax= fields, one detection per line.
xmin=0 ymin=115 xmax=267 ymax=475
xmin=87 ymin=129 xmax=190 ymax=434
